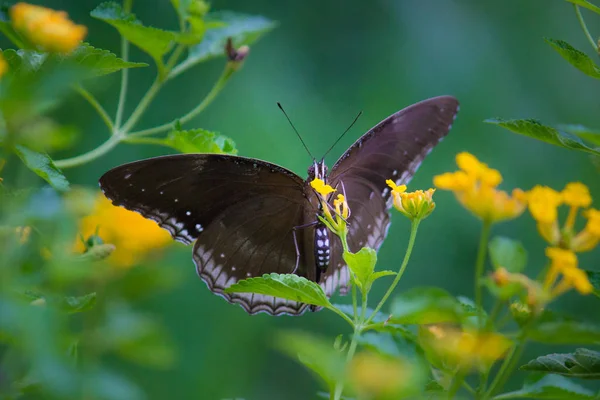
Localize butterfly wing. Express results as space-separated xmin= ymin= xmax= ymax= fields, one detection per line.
xmin=324 ymin=96 xmax=460 ymax=295
xmin=99 ymin=154 xmax=316 ymax=315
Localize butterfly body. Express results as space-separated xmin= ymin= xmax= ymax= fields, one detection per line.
xmin=99 ymin=96 xmax=460 ymax=315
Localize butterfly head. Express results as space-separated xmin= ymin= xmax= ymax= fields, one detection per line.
xmin=307 ymin=160 xmax=328 ymax=183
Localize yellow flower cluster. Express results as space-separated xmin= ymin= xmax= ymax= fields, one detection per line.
xmin=76 ymin=194 xmax=172 ymax=267
xmin=11 ymin=3 xmax=87 ymax=53
xmin=434 ymin=152 xmax=526 ymax=224
xmin=348 ymin=352 xmax=416 ymax=399
xmin=544 ymin=247 xmax=592 ymax=296
xmin=386 ymin=180 xmax=436 ymax=221
xmin=526 ymin=182 xmax=599 ymax=252
xmin=310 ymin=178 xmax=349 ymax=238
xmin=491 ymin=267 xmax=547 ymax=306
xmin=423 ymin=325 xmax=512 ymax=371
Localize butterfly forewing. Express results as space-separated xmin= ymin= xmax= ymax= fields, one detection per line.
xmin=324 ymin=96 xmax=460 ymax=294
xmin=99 ymin=154 xmax=316 ymax=315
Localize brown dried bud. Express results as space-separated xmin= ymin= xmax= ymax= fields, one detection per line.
xmin=225 ymin=37 xmax=250 ymax=64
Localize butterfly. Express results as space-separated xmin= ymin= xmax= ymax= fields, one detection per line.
xmin=99 ymin=96 xmax=459 ymax=316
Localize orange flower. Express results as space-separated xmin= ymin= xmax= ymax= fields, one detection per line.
xmin=11 ymin=3 xmax=87 ymax=53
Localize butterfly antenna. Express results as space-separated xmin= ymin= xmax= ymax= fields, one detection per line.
xmin=322 ymin=110 xmax=363 ymax=160
xmin=277 ymin=102 xmax=314 ymax=160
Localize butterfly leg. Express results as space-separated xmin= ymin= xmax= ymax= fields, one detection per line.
xmin=291 ymin=221 xmax=318 ymax=274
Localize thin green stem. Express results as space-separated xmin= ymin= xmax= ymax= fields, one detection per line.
xmin=333 ymin=326 xmax=361 ymax=400
xmin=121 ymin=136 xmax=168 ymax=146
xmin=351 ymin=283 xmax=358 ymax=324
xmin=54 ymin=134 xmax=123 ymax=169
xmin=474 ymin=220 xmax=493 ymax=327
xmin=365 ymin=219 xmax=420 ymax=324
xmin=75 ymin=85 xmax=114 ymax=133
xmin=128 ymin=65 xmax=236 ymax=137
xmin=327 ymin=305 xmax=355 ymax=328
xmin=166 ymin=44 xmax=186 ymax=71
xmin=485 ymin=328 xmax=531 ymax=398
xmin=574 ymin=5 xmax=599 ymax=52
xmin=463 ymin=381 xmax=476 ymax=395
xmin=114 ymin=34 xmax=130 ymax=130
xmin=119 ymin=77 xmax=162 ymax=134
xmin=447 ymin=371 xmax=466 ymax=399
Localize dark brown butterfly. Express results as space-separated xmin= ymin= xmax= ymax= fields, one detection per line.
xmin=99 ymin=96 xmax=459 ymax=315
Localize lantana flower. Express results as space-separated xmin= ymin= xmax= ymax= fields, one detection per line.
xmin=75 ymin=194 xmax=172 ymax=267
xmin=434 ymin=152 xmax=525 ymax=224
xmin=0 ymin=54 xmax=7 ymax=79
xmin=310 ymin=178 xmax=349 ymax=240
xmin=386 ymin=180 xmax=436 ymax=221
xmin=422 ymin=325 xmax=512 ymax=371
xmin=544 ymin=247 xmax=592 ymax=296
xmin=11 ymin=3 xmax=87 ymax=53
xmin=525 ymin=182 xmax=599 ymax=252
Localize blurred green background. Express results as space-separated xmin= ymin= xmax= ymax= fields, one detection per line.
xmin=4 ymin=0 xmax=600 ymax=398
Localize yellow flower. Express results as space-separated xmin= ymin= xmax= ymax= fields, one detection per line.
xmin=562 ymin=182 xmax=592 ymax=208
xmin=572 ymin=208 xmax=600 ymax=252
xmin=0 ymin=53 xmax=7 ymax=79
xmin=310 ymin=178 xmax=336 ymax=196
xmin=385 ymin=179 xmax=407 ymax=195
xmin=333 ymin=194 xmax=349 ymax=219
xmin=388 ymin=181 xmax=435 ymax=221
xmin=422 ymin=326 xmax=512 ymax=371
xmin=544 ymin=247 xmax=592 ymax=297
xmin=11 ymin=3 xmax=87 ymax=53
xmin=525 ymin=185 xmax=563 ymax=244
xmin=76 ymin=194 xmax=172 ymax=267
xmin=15 ymin=226 xmax=31 ymax=244
xmin=434 ymin=152 xmax=525 ymax=224
xmin=348 ymin=352 xmax=418 ymax=399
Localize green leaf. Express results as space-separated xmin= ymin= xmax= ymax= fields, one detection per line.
xmin=545 ymin=38 xmax=600 ymax=79
xmin=558 ymin=125 xmax=600 ymax=146
xmin=13 ymin=145 xmax=70 ymax=191
xmin=494 ymin=374 xmax=596 ymax=399
xmin=343 ymin=247 xmax=377 ymax=290
xmin=529 ymin=321 xmax=600 ymax=344
xmin=165 ymin=129 xmax=237 ymax=154
xmin=584 ymin=270 xmax=600 ymax=298
xmin=1 ymin=49 xmax=46 ymax=73
xmin=488 ymin=236 xmax=527 ymax=272
xmin=225 ymin=273 xmax=332 ymax=308
xmin=274 ymin=330 xmax=344 ymax=391
xmin=358 ymin=332 xmax=402 ymax=357
xmin=59 ymin=43 xmax=147 ymax=77
xmin=91 ymin=2 xmax=176 ymax=64
xmin=485 ymin=118 xmax=600 ymax=156
xmin=566 ymin=0 xmax=600 ymax=14
xmin=60 ymin=293 xmax=97 ymax=314
xmin=389 ymin=287 xmax=462 ymax=325
xmin=176 ymin=11 xmax=276 ymax=74
xmin=521 ymin=348 xmax=600 ymax=379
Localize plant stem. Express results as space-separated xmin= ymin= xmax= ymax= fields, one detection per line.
xmin=54 ymin=134 xmax=123 ymax=169
xmin=114 ymin=29 xmax=130 ymax=130
xmin=333 ymin=326 xmax=360 ymax=400
xmin=119 ymin=77 xmax=163 ymax=134
xmin=447 ymin=370 xmax=466 ymax=399
xmin=574 ymin=5 xmax=599 ymax=52
xmin=128 ymin=65 xmax=236 ymax=137
xmin=327 ymin=305 xmax=355 ymax=328
xmin=484 ymin=328 xmax=531 ymax=398
xmin=365 ymin=219 xmax=420 ymax=324
xmin=474 ymin=220 xmax=492 ymax=327
xmin=75 ymin=85 xmax=114 ymax=133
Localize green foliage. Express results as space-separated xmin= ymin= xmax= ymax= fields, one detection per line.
xmin=521 ymin=348 xmax=600 ymax=379
xmin=91 ymin=2 xmax=176 ymax=67
xmin=225 ymin=273 xmax=333 ymax=308
xmin=158 ymin=128 xmax=237 ymax=154
xmin=488 ymin=236 xmax=527 ymax=272
xmin=62 ymin=43 xmax=148 ymax=76
xmin=559 ymin=125 xmax=600 ymax=146
xmin=584 ymin=270 xmax=600 ymax=297
xmin=175 ymin=11 xmax=277 ymax=74
xmin=485 ymin=118 xmax=600 ymax=156
xmin=13 ymin=145 xmax=70 ymax=191
xmin=494 ymin=374 xmax=596 ymax=399
xmin=275 ymin=331 xmax=345 ymax=392
xmin=545 ymin=38 xmax=600 ymax=79
xmin=389 ymin=287 xmax=463 ymax=324
xmin=528 ymin=321 xmax=600 ymax=344
xmin=566 ymin=0 xmax=600 ymax=14
xmin=60 ymin=293 xmax=97 ymax=314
